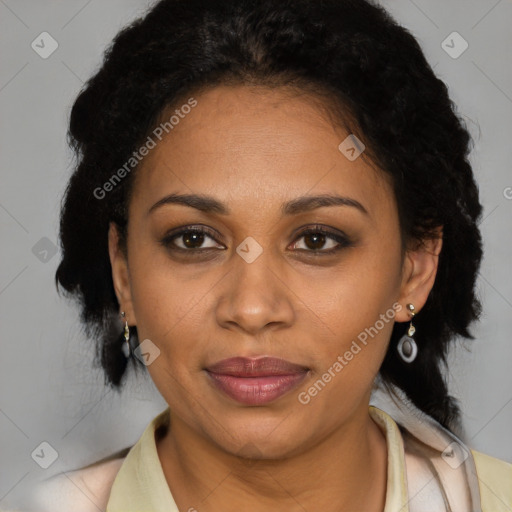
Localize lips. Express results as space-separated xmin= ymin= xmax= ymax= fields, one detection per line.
xmin=206 ymin=356 xmax=309 ymax=376
xmin=205 ymin=356 xmax=309 ymax=405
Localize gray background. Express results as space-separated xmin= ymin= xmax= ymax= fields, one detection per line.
xmin=1 ymin=0 xmax=511 ymax=509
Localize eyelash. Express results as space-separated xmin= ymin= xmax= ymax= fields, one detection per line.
xmin=160 ymin=224 xmax=354 ymax=256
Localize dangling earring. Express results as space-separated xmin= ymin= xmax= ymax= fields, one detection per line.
xmin=121 ymin=311 xmax=131 ymax=358
xmin=397 ymin=303 xmax=418 ymax=363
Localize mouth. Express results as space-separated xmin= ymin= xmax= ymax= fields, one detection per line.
xmin=205 ymin=356 xmax=309 ymax=406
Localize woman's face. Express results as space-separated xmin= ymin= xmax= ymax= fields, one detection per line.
xmin=110 ymin=84 xmax=439 ymax=458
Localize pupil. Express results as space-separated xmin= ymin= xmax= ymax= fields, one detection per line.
xmin=305 ymin=233 xmax=325 ymax=250
xmin=184 ymin=232 xmax=204 ymax=248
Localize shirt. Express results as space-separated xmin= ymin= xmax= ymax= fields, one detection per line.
xmin=104 ymin=403 xmax=512 ymax=512
xmin=27 ymin=385 xmax=512 ymax=512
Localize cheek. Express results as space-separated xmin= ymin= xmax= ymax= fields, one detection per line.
xmin=303 ymin=238 xmax=402 ymax=381
xmin=309 ymin=235 xmax=401 ymax=324
xmin=127 ymin=244 xmax=215 ymax=365
xmin=126 ymin=253 xmax=207 ymax=402
xmin=298 ymin=280 xmax=399 ymax=415
xmin=309 ymin=295 xmax=396 ymax=386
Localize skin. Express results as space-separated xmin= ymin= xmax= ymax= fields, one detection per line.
xmin=109 ymin=84 xmax=442 ymax=512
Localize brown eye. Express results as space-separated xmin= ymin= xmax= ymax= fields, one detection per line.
xmin=300 ymin=232 xmax=332 ymax=251
xmin=179 ymin=231 xmax=208 ymax=249
xmin=161 ymin=226 xmax=224 ymax=252
xmin=290 ymin=226 xmax=353 ymax=254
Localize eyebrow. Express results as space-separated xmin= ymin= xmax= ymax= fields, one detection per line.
xmin=148 ymin=192 xmax=369 ymax=217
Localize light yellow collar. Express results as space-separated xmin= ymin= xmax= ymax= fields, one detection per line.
xmin=106 ymin=405 xmax=409 ymax=512
xmin=106 ymin=407 xmax=177 ymax=511
xmin=370 ymin=405 xmax=410 ymax=512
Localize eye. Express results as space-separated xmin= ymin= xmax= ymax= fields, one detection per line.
xmin=160 ymin=224 xmax=353 ymax=255
xmin=289 ymin=225 xmax=353 ymax=254
xmin=160 ymin=226 xmax=224 ymax=252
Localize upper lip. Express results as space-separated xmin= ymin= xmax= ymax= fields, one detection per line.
xmin=205 ymin=356 xmax=309 ymax=377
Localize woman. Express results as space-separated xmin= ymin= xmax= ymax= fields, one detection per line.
xmin=28 ymin=0 xmax=511 ymax=510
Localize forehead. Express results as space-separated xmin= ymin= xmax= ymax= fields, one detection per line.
xmin=130 ymin=84 xmax=394 ymax=220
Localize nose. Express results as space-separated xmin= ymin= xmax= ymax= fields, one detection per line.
xmin=215 ymin=248 xmax=295 ymax=336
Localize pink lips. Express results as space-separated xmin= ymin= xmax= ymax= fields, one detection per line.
xmin=205 ymin=356 xmax=309 ymax=405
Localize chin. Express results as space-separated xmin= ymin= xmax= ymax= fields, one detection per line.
xmin=214 ymin=419 xmax=309 ymax=461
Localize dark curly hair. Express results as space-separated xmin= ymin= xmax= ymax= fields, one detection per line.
xmin=55 ymin=0 xmax=483 ymax=434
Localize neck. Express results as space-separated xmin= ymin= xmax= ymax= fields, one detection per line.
xmin=156 ymin=401 xmax=388 ymax=512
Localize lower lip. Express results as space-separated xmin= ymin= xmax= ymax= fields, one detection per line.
xmin=206 ymin=371 xmax=308 ymax=405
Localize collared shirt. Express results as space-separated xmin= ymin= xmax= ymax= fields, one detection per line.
xmin=104 ymin=396 xmax=512 ymax=512
xmin=105 ymin=405 xmax=410 ymax=512
xmin=27 ymin=386 xmax=512 ymax=512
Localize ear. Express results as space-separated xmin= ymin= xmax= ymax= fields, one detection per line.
xmin=395 ymin=226 xmax=443 ymax=322
xmin=108 ymin=222 xmax=137 ymax=325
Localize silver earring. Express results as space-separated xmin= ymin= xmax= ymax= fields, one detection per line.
xmin=397 ymin=303 xmax=418 ymax=363
xmin=121 ymin=311 xmax=131 ymax=358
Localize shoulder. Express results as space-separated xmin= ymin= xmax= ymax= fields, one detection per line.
xmin=471 ymin=449 xmax=512 ymax=512
xmin=27 ymin=448 xmax=130 ymax=512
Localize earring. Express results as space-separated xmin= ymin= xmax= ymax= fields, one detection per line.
xmin=397 ymin=303 xmax=418 ymax=363
xmin=121 ymin=311 xmax=131 ymax=358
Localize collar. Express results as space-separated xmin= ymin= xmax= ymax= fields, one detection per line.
xmin=370 ymin=381 xmax=483 ymax=512
xmin=107 ymin=406 xmax=177 ymax=511
xmin=106 ymin=405 xmax=412 ymax=512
